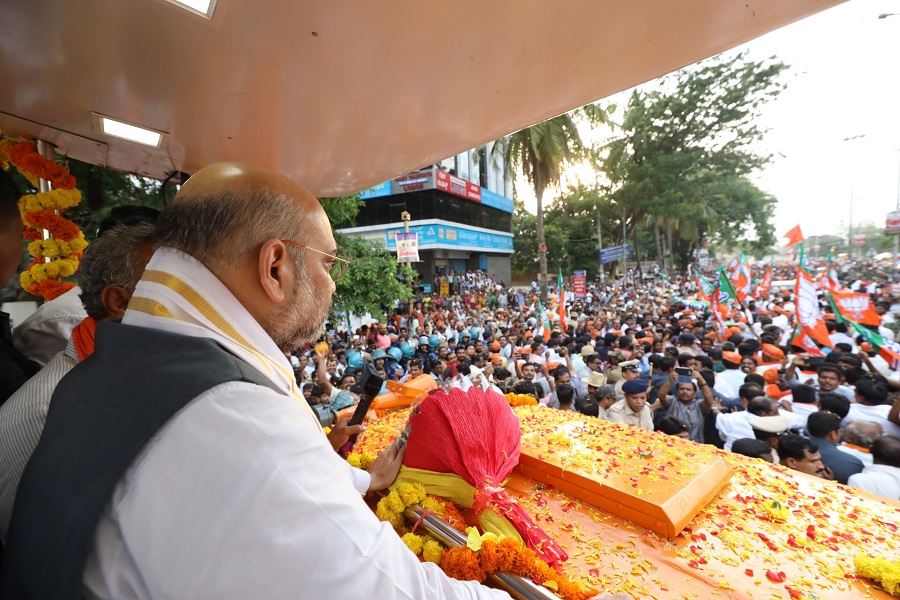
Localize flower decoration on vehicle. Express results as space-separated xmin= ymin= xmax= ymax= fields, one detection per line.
xmin=2 ymin=139 xmax=86 ymax=300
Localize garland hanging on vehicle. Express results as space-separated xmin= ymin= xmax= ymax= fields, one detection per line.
xmin=1 ymin=139 xmax=86 ymax=300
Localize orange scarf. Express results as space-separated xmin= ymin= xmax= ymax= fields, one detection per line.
xmin=842 ymin=443 xmax=870 ymax=454
xmin=71 ymin=316 xmax=98 ymax=362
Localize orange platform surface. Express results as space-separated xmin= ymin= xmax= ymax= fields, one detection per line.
xmin=516 ymin=409 xmax=733 ymax=539
xmin=354 ymin=405 xmax=900 ymax=599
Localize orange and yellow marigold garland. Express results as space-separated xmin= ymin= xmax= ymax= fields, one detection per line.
xmin=4 ymin=139 xmax=86 ymax=300
xmin=441 ymin=538 xmax=597 ymax=600
xmin=505 ymin=393 xmax=537 ymax=407
xmin=371 ymin=481 xmax=596 ymax=600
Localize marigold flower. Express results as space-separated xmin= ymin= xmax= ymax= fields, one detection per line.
xmin=854 ymin=554 xmax=900 ymax=596
xmin=422 ymin=539 xmax=444 ymax=564
xmin=761 ymin=498 xmax=789 ymax=521
xmin=401 ymin=532 xmax=425 ymax=555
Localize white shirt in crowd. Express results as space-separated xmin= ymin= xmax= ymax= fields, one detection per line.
xmin=837 ymin=445 xmax=874 ymax=467
xmin=12 ymin=286 xmax=87 ymax=367
xmin=0 ymin=338 xmax=79 ymax=541
xmin=848 ymin=464 xmax=900 ymax=500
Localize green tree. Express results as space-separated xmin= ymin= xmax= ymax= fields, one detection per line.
xmin=496 ymin=105 xmax=607 ymax=304
xmin=330 ymin=232 xmax=413 ymax=327
xmin=605 ymin=52 xmax=786 ymax=270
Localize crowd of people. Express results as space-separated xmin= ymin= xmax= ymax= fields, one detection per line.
xmin=0 ymin=159 xmax=898 ymax=597
xmin=297 ymin=264 xmax=900 ymax=502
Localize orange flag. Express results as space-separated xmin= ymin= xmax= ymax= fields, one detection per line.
xmin=782 ymin=225 xmax=804 ymax=246
xmin=829 ymin=289 xmax=882 ymax=327
xmin=794 ymin=267 xmax=832 ymax=348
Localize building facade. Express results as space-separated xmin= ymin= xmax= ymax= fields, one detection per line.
xmin=338 ymin=145 xmax=515 ymax=287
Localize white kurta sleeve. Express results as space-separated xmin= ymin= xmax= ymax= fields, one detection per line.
xmin=83 ymin=382 xmax=511 ymax=600
xmin=349 ymin=465 xmax=371 ymax=495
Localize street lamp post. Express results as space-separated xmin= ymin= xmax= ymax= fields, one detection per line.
xmin=400 ymin=211 xmax=414 ymax=316
xmin=843 ymin=134 xmax=866 ymax=258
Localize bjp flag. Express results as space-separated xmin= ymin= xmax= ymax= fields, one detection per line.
xmin=829 ymin=289 xmax=881 ymax=327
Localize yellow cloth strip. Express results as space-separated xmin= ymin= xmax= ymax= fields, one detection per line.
xmin=392 ymin=466 xmax=523 ymax=544
xmin=142 ymin=270 xmax=254 ymax=348
xmin=128 ymin=296 xmax=181 ymax=320
xmin=139 ymin=269 xmax=295 ymax=384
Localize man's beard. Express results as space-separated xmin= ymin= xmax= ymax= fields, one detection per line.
xmin=266 ymin=256 xmax=331 ymax=352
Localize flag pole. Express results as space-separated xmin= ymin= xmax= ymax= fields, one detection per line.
xmin=719 ymin=267 xmax=761 ymax=341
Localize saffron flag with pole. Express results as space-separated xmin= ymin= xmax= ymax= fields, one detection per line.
xmin=828 ymin=289 xmax=881 ymax=327
xmin=783 ymin=224 xmax=804 ymax=246
xmin=716 ymin=267 xmax=740 ymax=312
xmin=849 ymin=321 xmax=900 ymax=370
xmin=709 ymin=285 xmax=728 ymax=335
xmin=533 ymin=300 xmax=552 ymax=340
xmin=794 ymin=263 xmax=832 ymax=348
xmin=557 ymin=267 xmax=566 ymax=331
xmin=756 ymin=265 xmax=773 ymax=300
xmin=692 ymin=267 xmax=716 ymax=302
xmin=797 ymin=243 xmax=811 ymax=272
xmin=730 ymin=253 xmax=752 ymax=302
xmin=820 ymin=252 xmax=841 ymax=294
xmin=788 ymin=324 xmax=825 ymax=357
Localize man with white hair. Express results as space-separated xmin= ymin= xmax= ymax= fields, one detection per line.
xmin=838 ymin=420 xmax=883 ymax=467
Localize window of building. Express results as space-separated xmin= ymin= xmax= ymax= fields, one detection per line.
xmin=349 ymin=190 xmax=513 ymax=232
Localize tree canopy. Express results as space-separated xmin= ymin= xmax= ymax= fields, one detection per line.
xmin=604 ymin=51 xmax=785 ymax=271
xmin=511 ymin=51 xmax=788 ymax=280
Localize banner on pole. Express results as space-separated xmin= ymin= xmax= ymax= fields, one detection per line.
xmin=573 ymin=270 xmax=587 ymax=299
xmin=886 ymin=212 xmax=900 ymax=234
xmin=396 ymin=232 xmax=420 ymax=262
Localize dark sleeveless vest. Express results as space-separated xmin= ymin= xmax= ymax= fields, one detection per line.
xmin=0 ymin=320 xmax=285 ymax=599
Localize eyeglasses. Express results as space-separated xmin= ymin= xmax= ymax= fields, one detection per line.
xmin=281 ymin=240 xmax=350 ymax=283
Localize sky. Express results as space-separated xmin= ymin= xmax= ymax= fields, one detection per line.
xmin=518 ymin=0 xmax=900 ymax=243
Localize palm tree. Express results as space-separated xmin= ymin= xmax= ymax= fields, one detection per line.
xmin=496 ymin=106 xmax=605 ymax=305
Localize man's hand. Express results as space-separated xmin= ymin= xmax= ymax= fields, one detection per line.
xmin=327 ymin=419 xmax=365 ymax=452
xmin=819 ymin=466 xmax=835 ymax=481
xmin=367 ymin=440 xmax=408 ymax=492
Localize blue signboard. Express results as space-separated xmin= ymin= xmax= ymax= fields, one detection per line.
xmin=480 ymin=187 xmax=515 ymax=213
xmin=599 ymin=243 xmax=632 ymax=264
xmin=360 ymin=181 xmax=392 ymax=199
xmin=386 ymin=223 xmax=513 ymax=253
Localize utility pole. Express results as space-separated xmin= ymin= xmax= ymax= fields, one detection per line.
xmin=596 ymin=208 xmax=604 ymax=283
xmin=893 ymin=151 xmax=900 ymax=264
xmin=621 ymin=207 xmax=627 ymax=284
